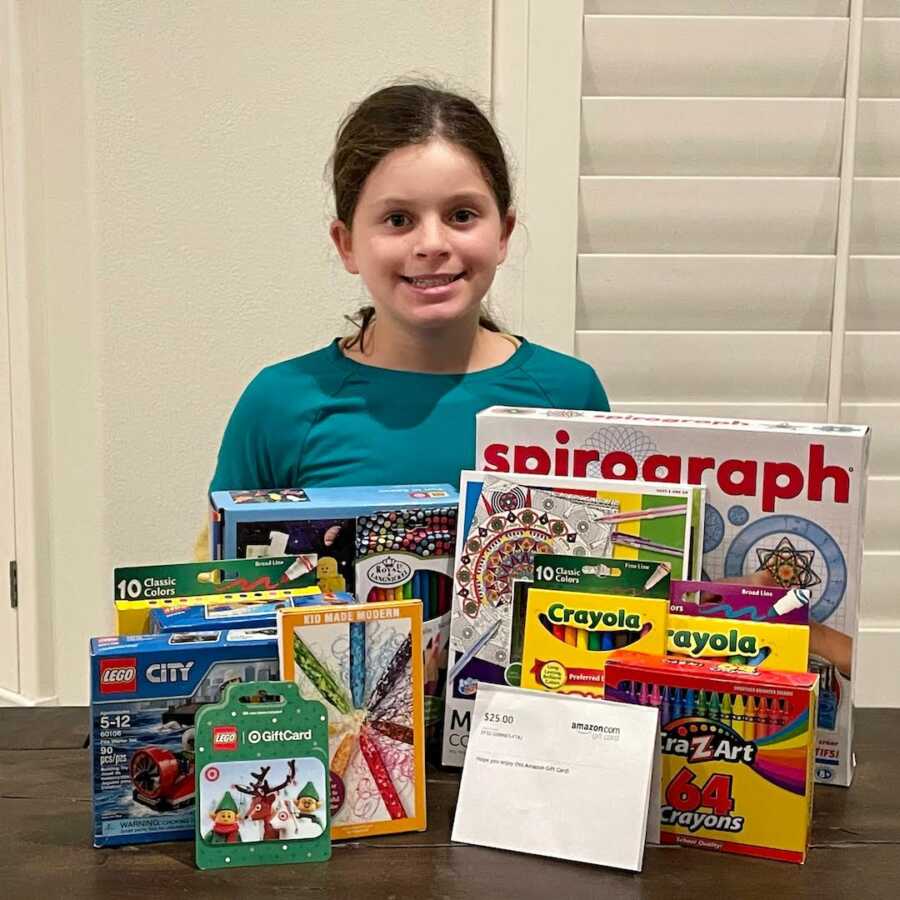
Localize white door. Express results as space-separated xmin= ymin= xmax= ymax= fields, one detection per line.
xmin=0 ymin=96 xmax=20 ymax=693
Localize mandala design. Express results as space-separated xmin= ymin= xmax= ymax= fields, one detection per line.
xmin=755 ymin=536 xmax=823 ymax=589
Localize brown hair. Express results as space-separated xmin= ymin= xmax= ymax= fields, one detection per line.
xmin=331 ymin=82 xmax=511 ymax=350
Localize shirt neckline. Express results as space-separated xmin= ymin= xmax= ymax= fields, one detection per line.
xmin=329 ymin=336 xmax=534 ymax=382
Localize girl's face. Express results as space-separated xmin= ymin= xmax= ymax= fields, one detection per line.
xmin=331 ymin=139 xmax=515 ymax=334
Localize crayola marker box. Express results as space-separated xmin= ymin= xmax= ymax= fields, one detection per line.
xmin=476 ymin=407 xmax=869 ymax=786
xmin=606 ymin=651 xmax=818 ymax=863
xmin=277 ymin=599 xmax=426 ymax=840
xmin=210 ymin=485 xmax=457 ymax=732
xmin=520 ymin=588 xmax=667 ymax=698
xmin=441 ymin=470 xmax=704 ymax=766
xmin=666 ymin=612 xmax=809 ymax=673
xmin=519 ymin=556 xmax=670 ymax=697
xmin=114 ymin=557 xmax=320 ymax=634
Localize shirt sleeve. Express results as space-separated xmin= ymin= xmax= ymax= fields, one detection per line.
xmin=210 ymin=369 xmax=282 ymax=492
xmin=584 ymin=372 xmax=611 ymax=412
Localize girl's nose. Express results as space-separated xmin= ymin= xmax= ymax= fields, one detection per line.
xmin=413 ymin=218 xmax=451 ymax=258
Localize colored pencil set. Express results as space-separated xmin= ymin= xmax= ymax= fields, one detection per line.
xmin=366 ymin=571 xmax=452 ymax=620
xmin=606 ymin=651 xmax=819 ymax=864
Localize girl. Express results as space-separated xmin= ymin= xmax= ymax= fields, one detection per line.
xmin=211 ymin=83 xmax=609 ymax=492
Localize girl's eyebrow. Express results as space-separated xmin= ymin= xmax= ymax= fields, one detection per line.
xmin=371 ymin=190 xmax=492 ymax=209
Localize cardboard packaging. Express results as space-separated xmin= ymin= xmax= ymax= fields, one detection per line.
xmin=475 ymin=407 xmax=868 ymax=786
xmin=89 ymin=630 xmax=278 ymax=847
xmin=606 ymin=650 xmax=819 ymax=863
xmin=210 ymin=485 xmax=457 ymax=731
xmin=441 ymin=469 xmax=704 ymax=766
xmin=277 ymin=599 xmax=426 ymax=840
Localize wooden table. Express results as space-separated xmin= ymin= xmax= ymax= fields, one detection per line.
xmin=1 ymin=707 xmax=897 ymax=898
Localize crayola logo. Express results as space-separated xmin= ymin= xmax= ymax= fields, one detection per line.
xmin=667 ymin=628 xmax=763 ymax=658
xmin=547 ymin=602 xmax=640 ymax=631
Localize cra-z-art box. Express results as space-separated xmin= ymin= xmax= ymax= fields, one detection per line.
xmin=606 ymin=651 xmax=818 ymax=864
xmin=89 ymin=630 xmax=278 ymax=847
xmin=475 ymin=407 xmax=869 ymax=786
xmin=441 ymin=469 xmax=704 ymax=766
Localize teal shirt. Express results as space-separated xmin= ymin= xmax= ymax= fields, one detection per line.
xmin=211 ymin=338 xmax=609 ymax=491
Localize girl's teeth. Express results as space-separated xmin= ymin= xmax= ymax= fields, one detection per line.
xmin=409 ymin=275 xmax=456 ymax=287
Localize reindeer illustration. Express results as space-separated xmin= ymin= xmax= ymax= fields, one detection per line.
xmin=233 ymin=760 xmax=297 ymax=841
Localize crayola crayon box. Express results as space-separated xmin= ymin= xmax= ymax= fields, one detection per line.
xmin=277 ymin=599 xmax=426 ymax=840
xmin=210 ymin=485 xmax=457 ymax=730
xmin=89 ymin=629 xmax=279 ymax=847
xmin=606 ymin=651 xmax=819 ymax=863
xmin=114 ymin=557 xmax=321 ymax=634
xmin=519 ymin=556 xmax=670 ymax=697
xmin=148 ymin=591 xmax=356 ymax=633
xmin=475 ymin=407 xmax=869 ymax=786
xmin=441 ymin=470 xmax=704 ymax=766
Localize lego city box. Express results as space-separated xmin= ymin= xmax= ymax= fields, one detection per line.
xmin=441 ymin=470 xmax=704 ymax=766
xmin=210 ymin=485 xmax=458 ymax=732
xmin=114 ymin=556 xmax=320 ymax=635
xmin=475 ymin=407 xmax=869 ymax=786
xmin=89 ymin=629 xmax=279 ymax=847
xmin=278 ymin=599 xmax=426 ymax=840
xmin=606 ymin=651 xmax=818 ymax=864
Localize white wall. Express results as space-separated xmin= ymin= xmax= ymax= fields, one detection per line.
xmin=9 ymin=0 xmax=491 ymax=704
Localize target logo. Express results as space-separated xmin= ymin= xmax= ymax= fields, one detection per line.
xmin=204 ymin=766 xmax=221 ymax=782
xmin=212 ymin=726 xmax=239 ymax=751
xmin=99 ymin=658 xmax=137 ymax=694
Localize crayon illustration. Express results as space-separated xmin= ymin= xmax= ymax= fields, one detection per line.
xmin=291 ymin=620 xmax=416 ymax=829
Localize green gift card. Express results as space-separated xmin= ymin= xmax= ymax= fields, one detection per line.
xmin=194 ymin=681 xmax=330 ymax=869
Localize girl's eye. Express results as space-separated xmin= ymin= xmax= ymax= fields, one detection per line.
xmin=451 ymin=209 xmax=477 ymax=224
xmin=386 ymin=213 xmax=410 ymax=228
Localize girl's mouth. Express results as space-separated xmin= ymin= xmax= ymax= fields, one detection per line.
xmin=401 ymin=272 xmax=465 ymax=288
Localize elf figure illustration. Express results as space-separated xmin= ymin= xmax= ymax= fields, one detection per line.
xmin=205 ymin=791 xmax=242 ymax=844
xmin=293 ymin=782 xmax=323 ymax=828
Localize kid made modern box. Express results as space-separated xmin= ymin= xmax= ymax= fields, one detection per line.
xmin=90 ymin=629 xmax=278 ymax=847
xmin=475 ymin=407 xmax=869 ymax=787
xmin=277 ymin=599 xmax=426 ymax=840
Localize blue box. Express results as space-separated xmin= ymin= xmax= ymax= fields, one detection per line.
xmin=209 ymin=484 xmax=459 ymax=732
xmin=90 ymin=630 xmax=278 ymax=847
xmin=148 ymin=592 xmax=356 ymax=634
xmin=209 ymin=484 xmax=457 ymax=591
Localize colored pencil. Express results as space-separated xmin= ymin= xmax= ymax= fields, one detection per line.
xmin=597 ymin=504 xmax=687 ymax=525
xmin=448 ymin=619 xmax=503 ymax=681
xmin=610 ymin=531 xmax=683 ymax=557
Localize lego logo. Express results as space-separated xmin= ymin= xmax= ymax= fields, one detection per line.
xmin=212 ymin=726 xmax=238 ymax=750
xmin=99 ymin=658 xmax=137 ymax=693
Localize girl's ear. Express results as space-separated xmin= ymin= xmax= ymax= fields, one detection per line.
xmin=330 ymin=220 xmax=359 ymax=274
xmin=497 ymin=209 xmax=517 ymax=264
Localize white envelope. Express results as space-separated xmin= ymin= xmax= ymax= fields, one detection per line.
xmin=452 ymin=684 xmax=660 ymax=871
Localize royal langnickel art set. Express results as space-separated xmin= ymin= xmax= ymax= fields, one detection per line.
xmin=89 ymin=409 xmax=870 ymax=869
